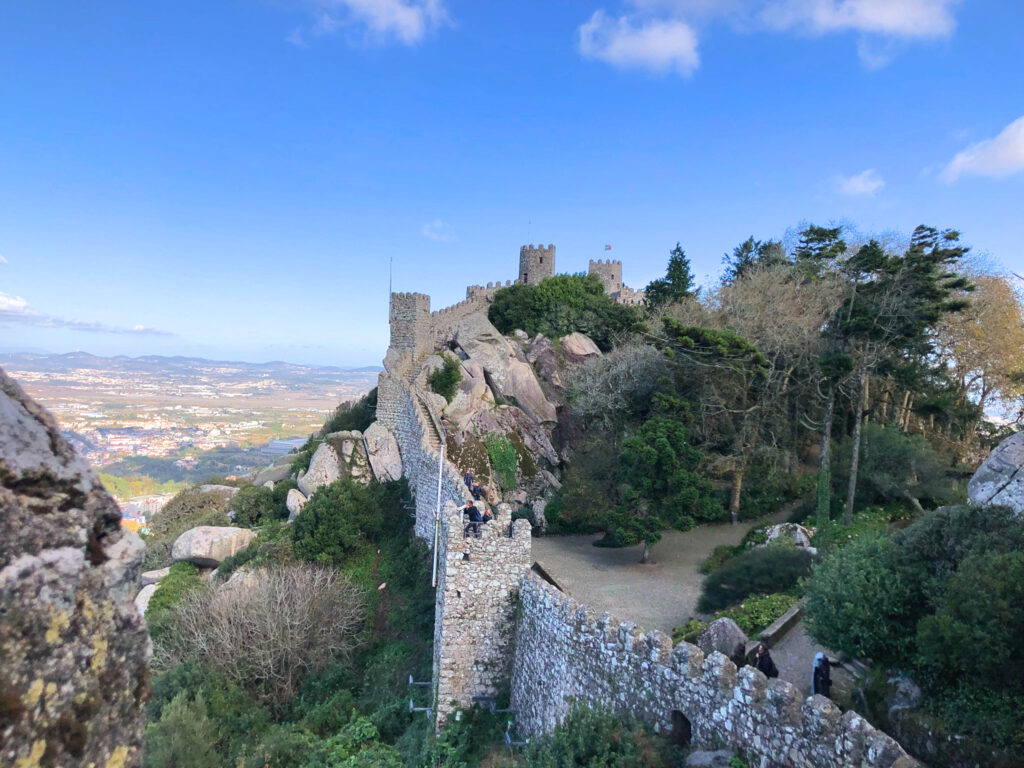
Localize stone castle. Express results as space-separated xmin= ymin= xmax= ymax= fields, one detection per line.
xmin=374 ymin=244 xmax=919 ymax=767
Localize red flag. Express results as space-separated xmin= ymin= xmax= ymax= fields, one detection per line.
xmin=604 ymin=244 xmax=612 ymax=251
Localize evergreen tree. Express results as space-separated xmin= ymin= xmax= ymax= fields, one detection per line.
xmin=645 ymin=243 xmax=696 ymax=309
xmin=723 ymin=236 xmax=786 ymax=284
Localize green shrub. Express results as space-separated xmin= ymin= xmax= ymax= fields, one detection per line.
xmin=489 ymin=273 xmax=641 ymax=350
xmin=543 ymin=437 xmax=621 ymax=535
xmin=322 ymin=388 xmax=378 ymax=434
xmin=714 ymin=593 xmax=798 ymax=636
xmin=144 ymin=691 xmax=220 ymax=768
xmin=272 ymin=478 xmax=298 ymax=518
xmin=672 ymin=619 xmax=707 ymax=645
xmin=811 ymin=506 xmax=893 ymax=552
xmin=291 ymin=479 xmax=410 ymax=566
xmin=522 ymin=706 xmax=676 ymax=768
xmin=231 ymin=484 xmax=276 ymax=527
xmin=698 ymin=545 xmax=811 ymax=613
xmin=146 ymin=562 xmax=204 ymax=622
xmin=428 ymin=355 xmax=462 ymax=403
xmin=216 ymin=520 xmax=295 ymax=581
xmin=141 ymin=487 xmax=232 ymax=570
xmin=803 ymin=534 xmax=914 ymax=662
xmin=484 ymin=434 xmax=517 ymax=491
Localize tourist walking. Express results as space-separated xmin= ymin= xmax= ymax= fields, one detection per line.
xmin=463 ymin=500 xmax=483 ymax=538
xmin=754 ymin=644 xmax=778 ymax=679
xmin=811 ymin=652 xmax=831 ymax=698
xmin=464 ymin=471 xmax=474 ymax=489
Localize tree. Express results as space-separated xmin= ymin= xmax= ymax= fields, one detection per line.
xmin=231 ymin=484 xmax=276 ymax=526
xmin=645 ymin=243 xmax=696 ymax=309
xmin=722 ymin=236 xmax=787 ymax=284
xmin=145 ymin=691 xmax=221 ymax=768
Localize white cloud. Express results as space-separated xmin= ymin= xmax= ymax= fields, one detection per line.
xmin=942 ymin=116 xmax=1024 ymax=182
xmin=0 ymin=254 xmax=7 ymax=265
xmin=578 ymin=11 xmax=700 ymax=75
xmin=0 ymin=291 xmax=173 ymax=335
xmin=287 ymin=0 xmax=448 ymax=46
xmin=759 ymin=0 xmax=958 ymax=38
xmin=420 ymin=219 xmax=457 ymax=243
xmin=837 ymin=168 xmax=885 ymax=197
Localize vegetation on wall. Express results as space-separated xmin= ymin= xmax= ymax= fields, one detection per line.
xmin=428 ymin=355 xmax=462 ymax=403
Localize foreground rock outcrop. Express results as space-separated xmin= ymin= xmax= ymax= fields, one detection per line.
xmin=0 ymin=369 xmax=149 ymax=768
xmin=968 ymin=431 xmax=1024 ymax=514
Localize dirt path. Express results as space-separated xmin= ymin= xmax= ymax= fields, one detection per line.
xmin=531 ymin=503 xmax=796 ymax=635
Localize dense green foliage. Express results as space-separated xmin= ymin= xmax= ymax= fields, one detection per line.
xmin=141 ymin=487 xmax=232 ymax=569
xmin=489 ymin=273 xmax=640 ymax=350
xmin=484 ymin=434 xmax=518 ymax=490
xmin=291 ymin=478 xmax=410 ymax=565
xmin=697 ymin=545 xmax=811 ymax=613
xmin=804 ymin=504 xmax=1024 ymax=749
xmin=428 ymin=355 xmax=462 ymax=403
xmin=230 ymin=484 xmax=277 ymax=526
xmin=673 ymin=592 xmax=798 ymax=643
xmin=645 ymin=244 xmax=696 ymax=309
xmin=521 ymin=706 xmax=679 ymax=768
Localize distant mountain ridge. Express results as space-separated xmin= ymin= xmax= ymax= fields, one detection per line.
xmin=0 ymin=351 xmax=382 ymax=377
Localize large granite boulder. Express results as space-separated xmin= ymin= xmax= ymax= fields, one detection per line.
xmin=171 ymin=526 xmax=256 ymax=568
xmin=134 ymin=583 xmax=157 ymax=616
xmin=968 ymin=431 xmax=1024 ymax=514
xmin=697 ymin=617 xmax=748 ymax=666
xmin=298 ymin=441 xmax=342 ymax=496
xmin=198 ymin=483 xmax=239 ymax=497
xmin=526 ymin=334 xmax=562 ymax=388
xmin=364 ymin=422 xmax=402 ymax=482
xmin=252 ymin=460 xmax=292 ymax=486
xmin=0 ymin=369 xmax=149 ymax=767
xmin=141 ymin=566 xmax=170 ymax=586
xmin=560 ymin=331 xmax=601 ymax=363
xmin=298 ymin=432 xmax=372 ymax=495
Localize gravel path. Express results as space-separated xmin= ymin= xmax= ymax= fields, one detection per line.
xmin=531 ymin=509 xmax=791 ymax=635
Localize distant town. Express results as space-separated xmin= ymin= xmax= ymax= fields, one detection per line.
xmin=2 ymin=352 xmax=378 ymax=515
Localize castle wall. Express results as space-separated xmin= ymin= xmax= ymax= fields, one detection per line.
xmin=433 ymin=503 xmax=532 ymax=725
xmin=519 ymin=244 xmax=555 ymax=285
xmin=510 ymin=575 xmax=919 ymax=768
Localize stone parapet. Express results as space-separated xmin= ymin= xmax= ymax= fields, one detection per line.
xmin=510 ymin=575 xmax=919 ymax=768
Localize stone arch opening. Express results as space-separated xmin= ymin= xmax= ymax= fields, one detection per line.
xmin=670 ymin=711 xmax=691 ymax=747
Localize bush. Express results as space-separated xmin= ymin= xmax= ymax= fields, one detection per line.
xmin=698 ymin=545 xmax=811 ymax=613
xmin=144 ymin=691 xmax=220 ymax=768
xmin=231 ymin=484 xmax=276 ymax=527
xmin=322 ymin=388 xmax=378 ymax=435
xmin=522 ymin=706 xmax=677 ymax=768
xmin=544 ymin=437 xmax=621 ymax=535
xmin=489 ymin=273 xmax=641 ymax=350
xmin=215 ymin=520 xmax=295 ymax=581
xmin=714 ymin=593 xmax=799 ymax=636
xmin=146 ymin=562 xmax=204 ymax=625
xmin=291 ymin=479 xmax=409 ymax=566
xmin=158 ymin=564 xmax=367 ymax=710
xmin=428 ymin=355 xmax=462 ymax=403
xmin=672 ymin=619 xmax=707 ymax=645
xmin=803 ymin=535 xmax=913 ymax=661
xmin=141 ymin=487 xmax=232 ymax=570
xmin=484 ymin=434 xmax=517 ymax=491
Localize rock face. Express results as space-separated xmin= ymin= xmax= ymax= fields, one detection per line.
xmin=198 ymin=483 xmax=239 ymax=497
xmin=134 ymin=583 xmax=157 ymax=616
xmin=141 ymin=566 xmax=170 ymax=586
xmin=170 ymin=526 xmax=256 ymax=568
xmin=759 ymin=523 xmax=814 ymax=550
xmin=286 ymin=489 xmax=307 ymax=521
xmin=252 ymin=455 xmax=294 ymax=486
xmin=697 ymin=617 xmax=748 ymax=666
xmin=0 ymin=369 xmax=149 ymax=767
xmin=560 ymin=331 xmax=601 ymax=363
xmin=297 ymin=431 xmax=372 ymax=496
xmin=364 ymin=422 xmax=403 ymax=482
xmin=968 ymin=431 xmax=1024 ymax=514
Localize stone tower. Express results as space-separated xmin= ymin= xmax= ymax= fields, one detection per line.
xmin=389 ymin=292 xmax=431 ymax=363
xmin=519 ymin=244 xmax=555 ymax=285
xmin=588 ymin=259 xmax=623 ymax=294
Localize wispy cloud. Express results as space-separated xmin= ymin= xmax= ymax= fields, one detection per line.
xmin=0 ymin=254 xmax=7 ymax=265
xmin=286 ymin=0 xmax=449 ymax=46
xmin=578 ymin=0 xmax=960 ymax=75
xmin=837 ymin=168 xmax=885 ymax=197
xmin=579 ymin=11 xmax=699 ymax=75
xmin=0 ymin=292 xmax=174 ymax=335
xmin=942 ymin=116 xmax=1024 ymax=182
xmin=420 ymin=219 xmax=457 ymax=243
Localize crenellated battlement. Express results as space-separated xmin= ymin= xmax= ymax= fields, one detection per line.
xmin=589 ymin=258 xmax=622 ymax=267
xmin=511 ymin=575 xmax=919 ymax=767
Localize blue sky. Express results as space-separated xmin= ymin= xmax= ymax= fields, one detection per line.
xmin=1 ymin=0 xmax=1022 ymax=366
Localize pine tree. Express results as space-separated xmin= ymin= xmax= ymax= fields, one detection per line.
xmin=645 ymin=243 xmax=696 ymax=309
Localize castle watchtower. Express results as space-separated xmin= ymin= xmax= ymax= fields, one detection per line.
xmin=389 ymin=292 xmax=431 ymax=362
xmin=588 ymin=259 xmax=623 ymax=294
xmin=519 ymin=244 xmax=555 ymax=285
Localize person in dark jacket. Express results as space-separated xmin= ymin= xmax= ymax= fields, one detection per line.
xmin=464 ymin=471 xmax=474 ymax=489
xmin=754 ymin=644 xmax=778 ymax=679
xmin=463 ymin=500 xmax=483 ymax=538
xmin=811 ymin=652 xmax=831 ymax=698
xmin=471 ymin=482 xmax=484 ymax=501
